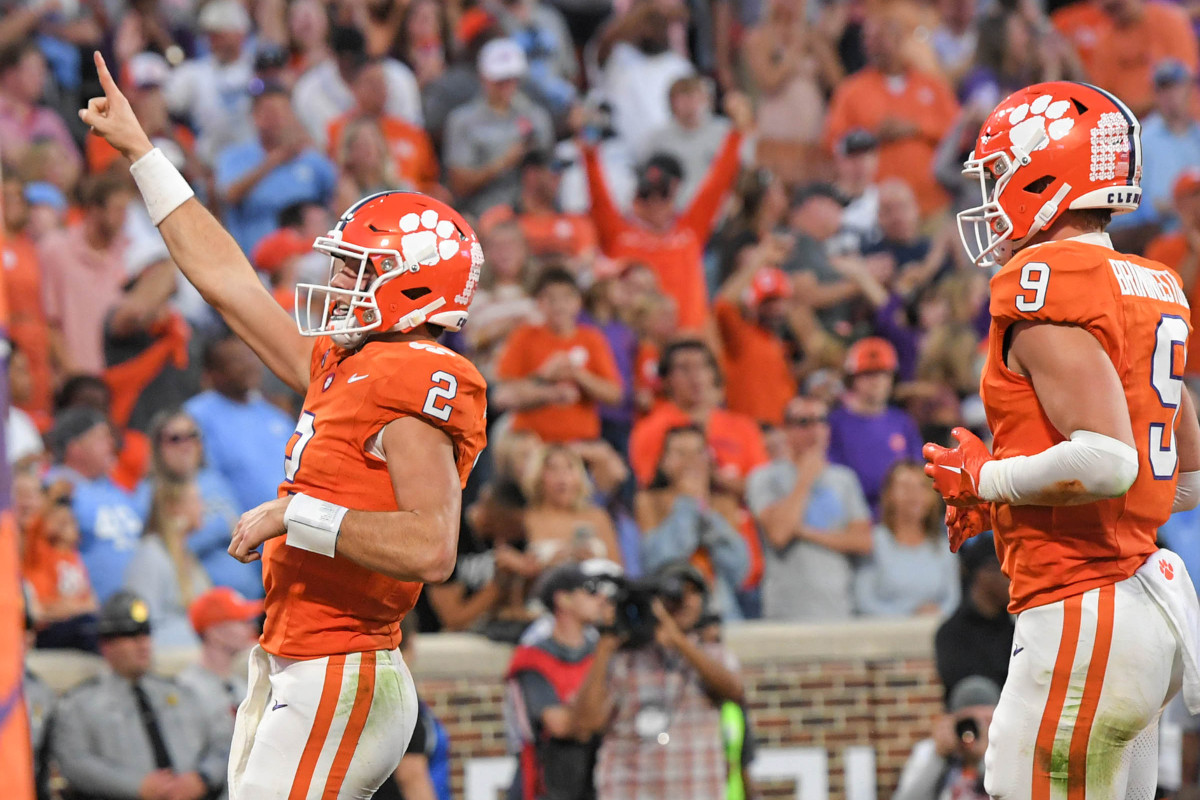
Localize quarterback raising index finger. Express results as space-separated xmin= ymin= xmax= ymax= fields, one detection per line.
xmin=81 ymin=51 xmax=487 ymax=799
xmin=922 ymin=81 xmax=1200 ymax=799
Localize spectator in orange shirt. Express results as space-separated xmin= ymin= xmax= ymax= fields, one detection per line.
xmin=581 ymin=91 xmax=755 ymax=334
xmin=714 ymin=244 xmax=800 ymax=427
xmin=1089 ymin=0 xmax=1199 ymax=117
xmin=20 ymin=475 xmax=100 ymax=651
xmin=327 ymin=57 xmax=440 ymax=193
xmin=1146 ymin=169 xmax=1200 ymax=379
xmin=495 ymin=268 xmax=624 ymax=443
xmin=629 ymin=340 xmax=769 ymax=495
xmin=1 ymin=176 xmax=53 ymax=420
xmin=1052 ymin=0 xmax=1112 ymax=76
xmin=513 ymin=150 xmax=597 ymax=272
xmin=823 ymin=11 xmax=959 ymax=218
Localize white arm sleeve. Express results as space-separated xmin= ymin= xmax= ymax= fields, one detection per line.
xmin=977 ymin=430 xmax=1139 ymax=506
xmin=1175 ymin=470 xmax=1200 ymax=513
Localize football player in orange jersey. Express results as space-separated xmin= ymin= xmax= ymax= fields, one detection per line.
xmin=80 ymin=53 xmax=488 ymax=799
xmin=922 ymin=81 xmax=1200 ymax=799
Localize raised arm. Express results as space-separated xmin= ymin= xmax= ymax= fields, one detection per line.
xmin=79 ymin=51 xmax=310 ymax=394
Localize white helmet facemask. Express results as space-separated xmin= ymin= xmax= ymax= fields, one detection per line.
xmin=294 ymin=232 xmax=444 ymax=349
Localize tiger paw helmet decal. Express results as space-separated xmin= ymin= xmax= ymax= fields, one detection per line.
xmin=958 ymin=82 xmax=1142 ymax=269
xmin=295 ymin=192 xmax=483 ymax=349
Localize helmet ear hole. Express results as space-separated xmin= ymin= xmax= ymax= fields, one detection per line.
xmin=1023 ymin=175 xmax=1055 ymax=194
xmin=401 ymin=287 xmax=432 ymax=300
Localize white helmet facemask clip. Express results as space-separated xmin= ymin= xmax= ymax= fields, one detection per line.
xmin=294 ymin=232 xmax=439 ymax=349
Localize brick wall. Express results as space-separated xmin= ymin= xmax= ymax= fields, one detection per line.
xmin=412 ymin=617 xmax=947 ymax=799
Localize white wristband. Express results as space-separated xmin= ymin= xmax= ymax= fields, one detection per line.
xmin=129 ymin=147 xmax=194 ymax=226
xmin=284 ymin=493 xmax=348 ymax=558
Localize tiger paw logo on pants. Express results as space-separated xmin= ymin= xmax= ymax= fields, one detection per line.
xmin=1160 ymin=559 xmax=1175 ymax=581
xmin=399 ymin=210 xmax=461 ymax=266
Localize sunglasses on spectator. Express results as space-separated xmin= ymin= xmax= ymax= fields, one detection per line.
xmin=162 ymin=430 xmax=201 ymax=445
xmin=785 ymin=416 xmax=828 ymax=427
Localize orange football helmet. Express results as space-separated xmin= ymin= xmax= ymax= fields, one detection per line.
xmin=959 ymin=82 xmax=1142 ymax=268
xmin=295 ymin=191 xmax=483 ymax=349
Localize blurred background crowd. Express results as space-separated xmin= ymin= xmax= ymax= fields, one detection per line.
xmin=7 ymin=0 xmax=1200 ymax=797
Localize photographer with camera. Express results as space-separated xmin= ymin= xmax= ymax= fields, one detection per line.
xmin=893 ymin=675 xmax=1000 ymax=800
xmin=504 ymin=561 xmax=618 ymax=800
xmin=572 ymin=562 xmax=745 ymax=800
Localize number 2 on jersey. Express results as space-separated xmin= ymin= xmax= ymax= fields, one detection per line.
xmin=424 ymin=371 xmax=458 ymax=421
xmin=1150 ymin=315 xmax=1189 ymax=479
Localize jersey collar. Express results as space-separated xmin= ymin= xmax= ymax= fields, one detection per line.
xmin=1026 ymin=231 xmax=1114 ymax=251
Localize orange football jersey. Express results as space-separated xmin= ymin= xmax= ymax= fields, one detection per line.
xmin=260 ymin=336 xmax=487 ymax=658
xmin=982 ymin=234 xmax=1190 ymax=612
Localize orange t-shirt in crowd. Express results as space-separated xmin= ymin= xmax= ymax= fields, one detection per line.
xmin=261 ymin=337 xmax=488 ymax=658
xmin=22 ymin=534 xmax=94 ymax=611
xmin=982 ymin=235 xmax=1187 ymax=612
xmin=714 ymin=299 xmax=796 ymax=426
xmin=629 ymin=401 xmax=770 ymax=488
xmin=633 ymin=341 xmax=664 ymax=412
xmin=518 ymin=210 xmax=598 ymax=261
xmin=496 ymin=322 xmax=622 ymax=442
xmin=327 ymin=114 xmax=439 ymax=192
xmin=1088 ymin=1 xmax=1199 ymax=116
xmin=823 ymin=67 xmax=959 ymax=218
xmin=1051 ymin=1 xmax=1112 ymax=77
xmin=2 ymin=230 xmax=53 ymax=417
xmin=86 ymin=127 xmax=195 ymax=174
xmin=584 ymin=131 xmax=744 ymax=332
xmin=1144 ymin=232 xmax=1200 ymax=374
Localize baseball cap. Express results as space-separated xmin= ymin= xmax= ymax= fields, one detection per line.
xmin=746 ymin=267 xmax=793 ymax=307
xmin=122 ymin=52 xmax=171 ymax=91
xmin=252 ymin=228 xmax=311 ymax=274
xmin=478 ymin=38 xmax=527 ymax=82
xmin=947 ymin=675 xmax=1002 ymax=712
xmin=844 ymin=336 xmax=898 ymax=376
xmin=48 ymin=407 xmax=110 ymax=461
xmin=1154 ymin=58 xmax=1192 ymax=89
xmin=198 ymin=0 xmax=251 ymax=34
xmin=23 ymin=181 xmax=67 ymax=213
xmin=537 ymin=561 xmax=592 ymax=610
xmin=838 ymin=128 xmax=879 ymax=156
xmin=98 ymin=590 xmax=153 ymax=638
xmin=636 ymin=153 xmax=685 ymax=198
xmin=189 ymin=587 xmax=264 ymax=635
xmin=1174 ymin=167 xmax=1200 ymax=203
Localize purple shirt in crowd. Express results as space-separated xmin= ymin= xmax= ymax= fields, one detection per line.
xmin=581 ymin=312 xmax=638 ymax=426
xmin=827 ymin=403 xmax=923 ymax=517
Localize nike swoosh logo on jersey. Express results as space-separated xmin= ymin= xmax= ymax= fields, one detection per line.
xmin=347 ymin=374 xmax=369 ymax=383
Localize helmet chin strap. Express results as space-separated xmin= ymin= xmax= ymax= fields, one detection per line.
xmin=393 ymin=297 xmax=447 ymax=332
xmin=1013 ymin=182 xmax=1074 ymax=248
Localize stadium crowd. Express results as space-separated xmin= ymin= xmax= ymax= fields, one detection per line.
xmin=7 ymin=0 xmax=1200 ymax=797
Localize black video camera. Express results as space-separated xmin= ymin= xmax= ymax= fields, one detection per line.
xmin=610 ymin=563 xmax=708 ymax=649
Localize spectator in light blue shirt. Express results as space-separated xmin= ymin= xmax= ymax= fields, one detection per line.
xmin=1111 ymin=59 xmax=1200 ymax=234
xmin=185 ymin=336 xmax=295 ymax=516
xmin=214 ymin=84 xmax=337 ymax=254
xmin=133 ymin=408 xmax=261 ymax=599
xmin=44 ymin=408 xmax=144 ymax=604
xmin=855 ymin=461 xmax=959 ymax=617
